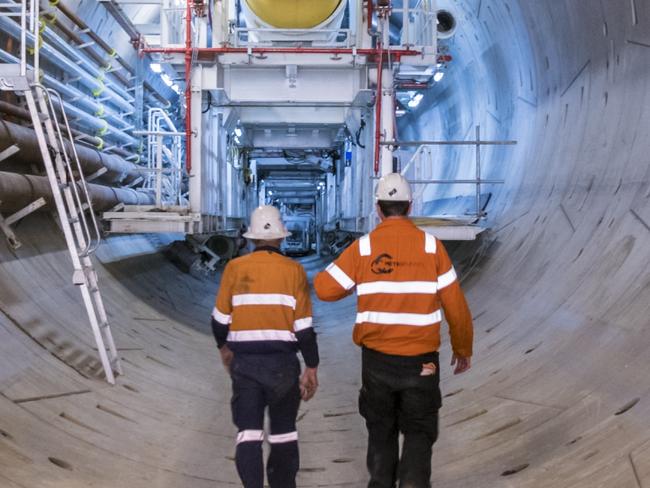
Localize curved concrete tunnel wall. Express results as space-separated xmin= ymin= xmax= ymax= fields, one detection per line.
xmin=1 ymin=1 xmax=650 ymax=487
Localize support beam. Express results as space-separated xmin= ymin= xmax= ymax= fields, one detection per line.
xmin=0 ymin=144 xmax=19 ymax=163
xmin=0 ymin=201 xmax=20 ymax=249
xmin=0 ymin=196 xmax=46 ymax=248
xmin=4 ymin=197 xmax=46 ymax=226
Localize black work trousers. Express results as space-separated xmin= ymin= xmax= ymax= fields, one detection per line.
xmin=359 ymin=347 xmax=441 ymax=488
xmin=230 ymin=353 xmax=301 ymax=488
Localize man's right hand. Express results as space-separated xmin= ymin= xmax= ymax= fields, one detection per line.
xmin=451 ymin=354 xmax=471 ymax=375
xmin=219 ymin=345 xmax=234 ymax=374
xmin=300 ymin=367 xmax=318 ymax=401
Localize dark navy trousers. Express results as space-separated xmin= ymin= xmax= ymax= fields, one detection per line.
xmin=230 ymin=353 xmax=301 ymax=488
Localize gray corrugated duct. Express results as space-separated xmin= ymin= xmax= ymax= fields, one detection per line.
xmin=0 ymin=119 xmax=143 ymax=185
xmin=0 ymin=171 xmax=153 ymax=213
xmin=0 ymin=100 xmax=132 ymax=158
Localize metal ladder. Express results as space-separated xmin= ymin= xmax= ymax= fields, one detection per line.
xmin=0 ymin=0 xmax=121 ymax=384
xmin=31 ymin=84 xmax=122 ymax=384
xmin=0 ymin=65 xmax=122 ymax=384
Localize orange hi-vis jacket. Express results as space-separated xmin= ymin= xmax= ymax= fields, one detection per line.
xmin=314 ymin=218 xmax=473 ymax=357
xmin=212 ymin=247 xmax=319 ymax=367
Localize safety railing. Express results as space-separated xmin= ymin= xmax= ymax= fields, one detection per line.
xmin=135 ymin=107 xmax=185 ymax=208
xmin=388 ymin=0 xmax=437 ymax=49
xmin=0 ymin=0 xmax=30 ymax=76
xmin=37 ymin=84 xmax=103 ymax=255
xmin=381 ymin=126 xmax=517 ymax=220
xmin=160 ymin=1 xmax=186 ymax=47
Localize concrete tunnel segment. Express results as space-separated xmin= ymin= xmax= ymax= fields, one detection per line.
xmin=1 ymin=0 xmax=650 ymax=486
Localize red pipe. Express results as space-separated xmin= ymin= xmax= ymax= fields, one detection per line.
xmin=373 ymin=41 xmax=383 ymax=175
xmin=184 ymin=1 xmax=193 ymax=173
xmin=143 ymin=46 xmax=420 ymax=59
xmin=367 ymin=0 xmax=374 ymax=38
xmin=143 ymin=22 xmax=429 ymax=175
xmin=396 ymin=82 xmax=428 ymax=89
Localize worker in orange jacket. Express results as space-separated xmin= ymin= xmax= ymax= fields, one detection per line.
xmin=212 ymin=205 xmax=319 ymax=488
xmin=314 ymin=173 xmax=473 ymax=488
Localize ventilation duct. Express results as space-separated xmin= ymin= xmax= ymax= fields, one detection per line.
xmin=436 ymin=9 xmax=457 ymax=39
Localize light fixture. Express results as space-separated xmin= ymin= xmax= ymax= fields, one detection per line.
xmin=234 ymin=127 xmax=243 ymax=137
xmin=150 ymin=63 xmax=162 ymax=73
xmin=433 ymin=71 xmax=445 ymax=82
xmin=407 ymin=93 xmax=424 ymax=109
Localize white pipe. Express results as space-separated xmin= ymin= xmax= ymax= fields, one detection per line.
xmin=0 ymin=50 xmax=137 ymax=145
xmin=380 ymin=66 xmax=395 ymax=176
xmin=0 ymin=14 xmax=134 ymax=113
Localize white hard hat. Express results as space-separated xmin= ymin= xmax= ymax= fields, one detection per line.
xmin=243 ymin=205 xmax=291 ymax=240
xmin=375 ymin=173 xmax=412 ymax=202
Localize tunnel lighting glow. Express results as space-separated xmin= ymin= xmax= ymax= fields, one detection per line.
xmin=234 ymin=128 xmax=243 ymax=137
xmin=408 ymin=93 xmax=424 ymax=108
xmin=433 ymin=71 xmax=445 ymax=82
xmin=161 ymin=73 xmax=174 ymax=87
xmin=150 ymin=63 xmax=162 ymax=73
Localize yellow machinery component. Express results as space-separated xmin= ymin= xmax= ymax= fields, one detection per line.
xmin=245 ymin=0 xmax=341 ymax=29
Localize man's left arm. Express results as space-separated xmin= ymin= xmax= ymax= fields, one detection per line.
xmin=294 ymin=266 xmax=319 ymax=400
xmin=212 ymin=263 xmax=235 ymax=371
xmin=435 ymin=238 xmax=474 ymax=374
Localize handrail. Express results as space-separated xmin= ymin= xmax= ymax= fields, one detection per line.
xmin=143 ymin=107 xmax=185 ymax=207
xmin=0 ymin=0 xmax=29 ymax=75
xmin=19 ymin=0 xmax=26 ymax=76
xmin=396 ymin=126 xmax=517 ymax=220
xmin=53 ymin=88 xmax=103 ymax=254
xmin=35 ymin=85 xmax=102 ymax=255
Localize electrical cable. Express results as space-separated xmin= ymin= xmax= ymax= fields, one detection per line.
xmin=356 ymin=118 xmax=366 ymax=148
xmin=202 ymin=91 xmax=212 ymax=113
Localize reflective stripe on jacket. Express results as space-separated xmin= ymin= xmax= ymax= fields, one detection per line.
xmin=212 ymin=248 xmax=318 ymax=366
xmin=313 ymin=218 xmax=473 ymax=357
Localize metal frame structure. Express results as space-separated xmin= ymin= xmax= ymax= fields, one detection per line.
xmin=140 ymin=108 xmax=186 ymax=208
xmin=136 ymin=0 xmax=443 ymax=237
xmin=389 ymin=126 xmax=517 ymax=220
